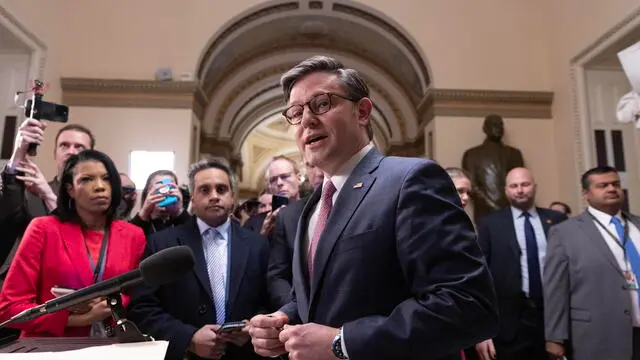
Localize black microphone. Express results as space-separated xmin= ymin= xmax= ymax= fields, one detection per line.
xmin=0 ymin=245 xmax=194 ymax=328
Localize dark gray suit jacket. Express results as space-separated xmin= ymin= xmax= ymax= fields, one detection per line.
xmin=0 ymin=166 xmax=59 ymax=279
xmin=544 ymin=210 xmax=640 ymax=360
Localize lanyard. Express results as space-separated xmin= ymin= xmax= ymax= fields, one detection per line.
xmin=589 ymin=212 xmax=629 ymax=249
xmin=589 ymin=212 xmax=631 ymax=271
xmin=85 ymin=227 xmax=110 ymax=284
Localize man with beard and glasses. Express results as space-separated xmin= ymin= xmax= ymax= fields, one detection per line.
xmin=545 ymin=166 xmax=640 ymax=360
xmin=473 ymin=167 xmax=567 ymax=360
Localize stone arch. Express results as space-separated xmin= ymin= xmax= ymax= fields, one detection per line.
xmin=195 ymin=0 xmax=433 ymax=192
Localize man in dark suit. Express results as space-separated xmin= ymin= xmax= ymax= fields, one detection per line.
xmin=474 ymin=167 xmax=567 ymax=360
xmin=128 ymin=158 xmax=269 ymax=360
xmin=248 ymin=55 xmax=498 ymax=360
xmin=268 ymin=161 xmax=323 ymax=310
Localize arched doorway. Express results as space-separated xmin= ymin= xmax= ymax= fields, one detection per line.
xmin=195 ymin=0 xmax=432 ymax=196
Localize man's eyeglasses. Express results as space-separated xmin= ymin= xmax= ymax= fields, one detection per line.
xmin=282 ymin=92 xmax=360 ymax=125
xmin=268 ymin=172 xmax=293 ymax=185
xmin=122 ymin=186 xmax=136 ymax=195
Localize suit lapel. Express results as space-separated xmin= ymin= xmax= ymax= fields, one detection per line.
xmin=577 ymin=211 xmax=624 ymax=277
xmin=309 ymin=150 xmax=381 ymax=307
xmin=58 ymin=221 xmax=98 ymax=288
xmin=538 ymin=208 xmax=552 ymax=236
xmin=292 ymin=188 xmax=321 ymax=323
xmin=502 ymin=209 xmax=521 ymax=259
xmin=177 ymin=217 xmax=213 ymax=301
xmin=227 ymin=222 xmax=249 ymax=316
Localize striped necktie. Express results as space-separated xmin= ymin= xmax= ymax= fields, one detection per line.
xmin=204 ymin=228 xmax=227 ymax=323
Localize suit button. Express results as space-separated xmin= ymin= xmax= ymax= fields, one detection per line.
xmin=624 ymin=309 xmax=631 ymax=315
xmin=198 ymin=304 xmax=207 ymax=315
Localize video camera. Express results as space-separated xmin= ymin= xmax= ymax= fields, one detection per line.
xmin=16 ymin=80 xmax=70 ymax=156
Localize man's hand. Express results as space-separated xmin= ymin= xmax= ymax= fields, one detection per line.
xmin=218 ymin=321 xmax=251 ymax=347
xmin=475 ymin=339 xmax=496 ymax=360
xmin=546 ymin=341 xmax=565 ymax=359
xmin=15 ymin=159 xmax=56 ymax=210
xmin=189 ymin=325 xmax=226 ymax=359
xmin=260 ymin=207 xmax=282 ymax=237
xmin=9 ymin=119 xmax=46 ymax=165
xmin=279 ymin=323 xmax=339 ymax=360
xmin=248 ymin=311 xmax=289 ymax=357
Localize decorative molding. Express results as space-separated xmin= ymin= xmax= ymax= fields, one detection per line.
xmin=196 ymin=2 xmax=300 ymax=80
xmin=429 ymin=89 xmax=554 ymax=121
xmin=61 ymin=78 xmax=202 ymax=109
xmin=59 ymin=77 xmax=554 ymax=123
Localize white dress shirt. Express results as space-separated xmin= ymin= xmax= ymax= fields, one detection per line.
xmin=510 ymin=206 xmax=547 ymax=296
xmin=306 ymin=142 xmax=374 ymax=250
xmin=304 ymin=141 xmax=374 ymax=359
xmin=588 ymin=206 xmax=640 ymax=326
xmin=197 ymin=217 xmax=231 ymax=323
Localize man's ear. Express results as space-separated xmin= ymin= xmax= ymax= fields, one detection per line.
xmin=356 ymin=97 xmax=373 ymax=126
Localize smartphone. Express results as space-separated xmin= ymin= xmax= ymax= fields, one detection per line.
xmin=51 ymin=286 xmax=75 ymax=298
xmin=216 ymin=321 xmax=247 ymax=334
xmin=272 ymin=194 xmax=289 ymax=211
xmin=156 ymin=178 xmax=178 ymax=207
xmin=25 ymin=99 xmax=69 ymax=123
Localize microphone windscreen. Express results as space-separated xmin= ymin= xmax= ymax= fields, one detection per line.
xmin=139 ymin=245 xmax=195 ymax=287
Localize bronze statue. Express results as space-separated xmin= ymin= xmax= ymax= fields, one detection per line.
xmin=462 ymin=114 xmax=524 ymax=223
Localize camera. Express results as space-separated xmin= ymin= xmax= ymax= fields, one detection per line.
xmin=24 ymin=99 xmax=69 ymax=123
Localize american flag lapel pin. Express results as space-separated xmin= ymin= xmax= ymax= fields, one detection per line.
xmin=353 ymin=182 xmax=363 ymax=189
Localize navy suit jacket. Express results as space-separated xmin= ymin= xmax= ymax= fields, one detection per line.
xmin=243 ymin=213 xmax=267 ymax=234
xmin=476 ymin=207 xmax=567 ymax=342
xmin=267 ymin=197 xmax=308 ymax=310
xmin=128 ymin=216 xmax=269 ymax=360
xmin=280 ymin=148 xmax=499 ymax=360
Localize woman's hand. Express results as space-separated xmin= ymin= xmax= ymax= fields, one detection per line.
xmin=137 ymin=183 xmax=167 ymax=221
xmin=67 ymin=298 xmax=112 ymax=327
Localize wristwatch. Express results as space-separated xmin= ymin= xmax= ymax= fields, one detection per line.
xmin=331 ymin=330 xmax=348 ymax=359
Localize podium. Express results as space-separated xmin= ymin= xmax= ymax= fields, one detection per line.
xmin=0 ymin=337 xmax=117 ymax=353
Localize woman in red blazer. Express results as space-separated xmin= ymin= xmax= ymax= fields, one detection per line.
xmin=0 ymin=149 xmax=146 ymax=338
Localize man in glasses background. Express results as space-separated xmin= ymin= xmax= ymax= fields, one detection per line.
xmin=244 ymin=155 xmax=301 ymax=236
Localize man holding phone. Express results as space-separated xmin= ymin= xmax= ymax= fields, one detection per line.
xmin=243 ymin=155 xmax=301 ymax=237
xmin=128 ymin=158 xmax=269 ymax=360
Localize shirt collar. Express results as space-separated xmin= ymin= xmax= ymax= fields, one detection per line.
xmin=326 ymin=142 xmax=374 ymax=193
xmin=511 ymin=206 xmax=538 ymax=219
xmin=588 ymin=206 xmax=622 ymax=224
xmin=196 ymin=216 xmax=231 ymax=241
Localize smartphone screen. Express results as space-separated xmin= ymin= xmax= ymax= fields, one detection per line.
xmin=272 ymin=195 xmax=289 ymax=211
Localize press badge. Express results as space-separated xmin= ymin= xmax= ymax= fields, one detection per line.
xmin=624 ymin=271 xmax=639 ymax=290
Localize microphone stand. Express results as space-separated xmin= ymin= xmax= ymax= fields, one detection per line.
xmin=105 ymin=293 xmax=153 ymax=343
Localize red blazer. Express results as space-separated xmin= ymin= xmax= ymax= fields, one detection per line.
xmin=0 ymin=216 xmax=146 ymax=337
